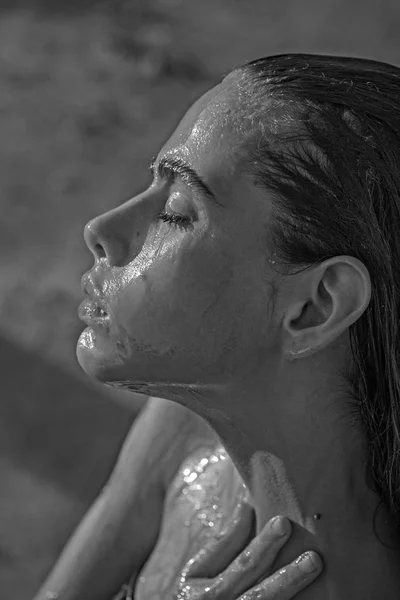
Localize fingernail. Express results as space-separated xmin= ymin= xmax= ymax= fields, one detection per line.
xmin=296 ymin=551 xmax=321 ymax=573
xmin=270 ymin=516 xmax=290 ymax=536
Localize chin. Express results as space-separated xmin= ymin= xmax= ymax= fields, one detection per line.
xmin=76 ymin=326 xmax=159 ymax=390
xmin=76 ymin=325 xmax=211 ymax=398
xmin=76 ymin=327 xmax=123 ymax=382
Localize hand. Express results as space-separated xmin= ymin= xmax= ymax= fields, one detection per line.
xmin=176 ymin=516 xmax=322 ymax=599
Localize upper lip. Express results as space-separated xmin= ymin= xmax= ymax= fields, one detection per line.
xmin=81 ymin=271 xmax=108 ymax=313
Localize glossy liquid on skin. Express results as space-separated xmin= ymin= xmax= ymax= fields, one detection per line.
xmin=133 ymin=445 xmax=252 ymax=600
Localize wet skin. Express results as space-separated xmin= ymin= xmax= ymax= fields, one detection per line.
xmin=77 ymin=73 xmax=400 ymax=599
xmin=77 ymin=75 xmax=277 ymax=392
xmin=76 ymin=76 xmax=296 ymax=598
xmin=134 ymin=443 xmax=253 ymax=599
xmin=77 ymin=77 xmax=281 ymax=597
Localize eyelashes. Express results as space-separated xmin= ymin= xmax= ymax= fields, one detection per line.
xmin=158 ymin=211 xmax=192 ymax=228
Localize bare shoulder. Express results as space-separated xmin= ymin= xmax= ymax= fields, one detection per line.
xmin=103 ymin=397 xmax=218 ymax=594
xmin=110 ymin=396 xmax=218 ymax=494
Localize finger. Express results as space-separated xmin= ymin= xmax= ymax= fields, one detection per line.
xmin=239 ymin=551 xmax=323 ymax=600
xmin=186 ymin=500 xmax=255 ymax=578
xmin=212 ymin=516 xmax=293 ymax=599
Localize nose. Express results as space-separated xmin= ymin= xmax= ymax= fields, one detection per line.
xmin=84 ymin=196 xmax=149 ymax=266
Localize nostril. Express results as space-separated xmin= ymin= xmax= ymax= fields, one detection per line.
xmin=84 ymin=215 xmax=130 ymax=266
xmin=93 ymin=243 xmax=106 ymax=259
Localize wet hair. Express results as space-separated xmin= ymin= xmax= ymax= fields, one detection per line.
xmin=234 ymin=54 xmax=400 ymax=530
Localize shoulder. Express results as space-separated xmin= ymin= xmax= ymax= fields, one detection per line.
xmin=110 ymin=396 xmax=218 ymax=494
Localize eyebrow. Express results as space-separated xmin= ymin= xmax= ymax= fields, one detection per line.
xmin=150 ymin=155 xmax=223 ymax=207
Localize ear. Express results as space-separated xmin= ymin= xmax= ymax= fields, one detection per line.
xmin=282 ymin=256 xmax=371 ymax=360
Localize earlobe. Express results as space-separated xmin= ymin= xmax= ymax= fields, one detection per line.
xmin=282 ymin=256 xmax=371 ymax=360
xmin=286 ymin=344 xmax=316 ymax=360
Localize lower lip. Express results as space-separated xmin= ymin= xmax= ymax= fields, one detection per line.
xmin=78 ymin=299 xmax=111 ymax=327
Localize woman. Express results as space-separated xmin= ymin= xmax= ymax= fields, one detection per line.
xmin=37 ymin=53 xmax=400 ymax=599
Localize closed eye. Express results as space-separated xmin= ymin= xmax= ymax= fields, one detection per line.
xmin=158 ymin=211 xmax=192 ymax=228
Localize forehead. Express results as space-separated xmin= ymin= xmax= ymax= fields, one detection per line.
xmin=158 ymin=75 xmax=279 ymax=255
xmin=159 ymin=76 xmax=255 ymax=183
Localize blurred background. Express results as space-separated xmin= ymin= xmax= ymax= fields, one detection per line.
xmin=1 ymin=0 xmax=400 ymax=597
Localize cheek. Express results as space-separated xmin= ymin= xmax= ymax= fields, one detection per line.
xmin=113 ymin=241 xmax=238 ymax=345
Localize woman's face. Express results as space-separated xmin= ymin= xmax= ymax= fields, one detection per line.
xmin=77 ymin=75 xmax=279 ymax=390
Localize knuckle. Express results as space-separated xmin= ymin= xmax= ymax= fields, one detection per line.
xmin=177 ymin=581 xmax=216 ymax=600
xmin=265 ymin=563 xmax=299 ymax=592
xmin=239 ymin=586 xmax=264 ymax=600
xmin=212 ymin=573 xmax=234 ymax=599
xmin=236 ymin=548 xmax=258 ymax=572
xmin=274 ymin=564 xmax=293 ymax=588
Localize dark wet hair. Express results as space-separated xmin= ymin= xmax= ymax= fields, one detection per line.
xmin=235 ymin=54 xmax=400 ymax=529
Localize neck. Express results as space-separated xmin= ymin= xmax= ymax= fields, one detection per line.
xmin=186 ymin=369 xmax=400 ymax=600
